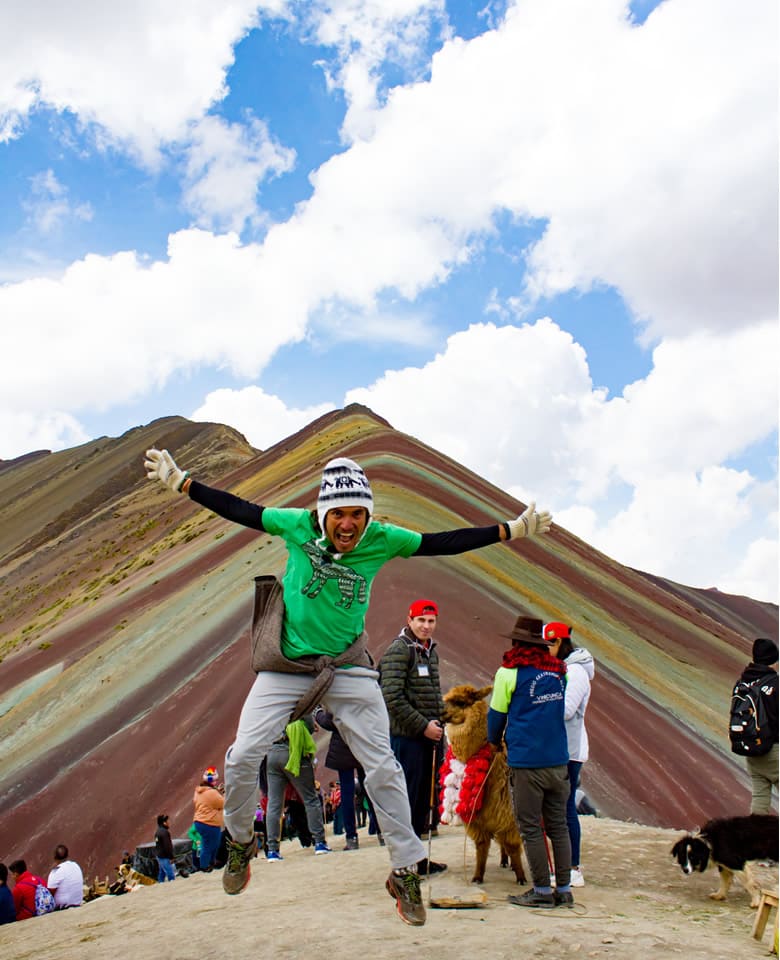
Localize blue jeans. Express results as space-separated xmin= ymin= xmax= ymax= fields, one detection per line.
xmin=195 ymin=821 xmax=222 ymax=870
xmin=566 ymin=760 xmax=583 ymax=866
xmin=157 ymin=857 xmax=175 ymax=882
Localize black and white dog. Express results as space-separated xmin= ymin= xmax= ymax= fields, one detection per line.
xmin=671 ymin=814 xmax=778 ymax=907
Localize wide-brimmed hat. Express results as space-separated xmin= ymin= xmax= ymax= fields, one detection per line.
xmin=501 ymin=615 xmax=550 ymax=646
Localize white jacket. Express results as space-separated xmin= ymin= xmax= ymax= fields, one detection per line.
xmin=564 ymin=647 xmax=595 ymax=762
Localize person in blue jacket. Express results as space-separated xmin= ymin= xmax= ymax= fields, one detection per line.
xmin=487 ymin=615 xmax=574 ymax=909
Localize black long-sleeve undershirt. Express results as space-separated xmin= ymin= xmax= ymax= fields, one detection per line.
xmin=187 ymin=479 xmax=503 ymax=555
xmin=189 ymin=479 xmax=264 ymax=529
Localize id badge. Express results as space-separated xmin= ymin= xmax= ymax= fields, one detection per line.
xmin=417 ymin=663 xmax=430 ymax=677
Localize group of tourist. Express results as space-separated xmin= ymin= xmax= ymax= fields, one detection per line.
xmin=0 ymin=846 xmax=84 ymax=924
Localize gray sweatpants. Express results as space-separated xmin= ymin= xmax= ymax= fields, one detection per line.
xmin=265 ymin=743 xmax=326 ymax=850
xmin=224 ymin=668 xmax=425 ymax=870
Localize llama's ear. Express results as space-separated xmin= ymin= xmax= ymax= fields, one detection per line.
xmin=477 ymin=685 xmax=493 ymax=701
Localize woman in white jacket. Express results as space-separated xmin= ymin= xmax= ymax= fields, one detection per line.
xmin=545 ymin=622 xmax=595 ymax=888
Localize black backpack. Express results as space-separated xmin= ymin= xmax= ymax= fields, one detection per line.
xmin=729 ymin=676 xmax=773 ymax=756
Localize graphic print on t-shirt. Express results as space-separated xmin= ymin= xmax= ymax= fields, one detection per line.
xmin=300 ymin=540 xmax=367 ymax=608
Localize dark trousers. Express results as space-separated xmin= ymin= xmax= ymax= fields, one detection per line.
xmin=565 ymin=760 xmax=583 ymax=866
xmin=338 ymin=769 xmax=358 ymax=839
xmin=510 ymin=765 xmax=572 ymax=889
xmin=391 ymin=735 xmax=435 ymax=837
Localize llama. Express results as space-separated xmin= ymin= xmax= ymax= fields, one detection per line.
xmin=440 ymin=683 xmax=526 ymax=885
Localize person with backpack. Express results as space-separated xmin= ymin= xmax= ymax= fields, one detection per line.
xmin=8 ymin=860 xmax=55 ymax=920
xmin=730 ymin=637 xmax=778 ymax=813
xmin=379 ymin=598 xmax=447 ymax=876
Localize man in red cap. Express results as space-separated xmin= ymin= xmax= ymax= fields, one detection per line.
xmin=380 ymin=599 xmax=447 ymax=875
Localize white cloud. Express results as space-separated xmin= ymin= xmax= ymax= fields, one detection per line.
xmin=345 ymin=319 xmax=778 ymax=600
xmin=0 ymin=0 xmax=283 ymax=161
xmin=24 ymin=169 xmax=93 ymax=234
xmin=568 ymin=322 xmax=780 ymax=501
xmin=720 ymin=536 xmax=779 ymax=604
xmin=0 ymin=409 xmax=89 ymax=459
xmin=0 ymin=230 xmax=310 ymax=429
xmin=191 ymin=386 xmax=334 ymax=450
xmin=306 ymin=0 xmax=446 ymax=142
xmin=2 ymin=1 xmax=774 ymax=336
xmin=181 ymin=115 xmax=296 ymax=233
xmin=244 ymin=0 xmax=775 ymax=341
xmin=518 ymin=0 xmax=778 ymax=340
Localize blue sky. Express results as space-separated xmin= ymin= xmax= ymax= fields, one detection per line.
xmin=0 ymin=0 xmax=777 ymax=602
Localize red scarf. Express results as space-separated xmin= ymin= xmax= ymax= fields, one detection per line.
xmin=501 ymin=644 xmax=566 ymax=674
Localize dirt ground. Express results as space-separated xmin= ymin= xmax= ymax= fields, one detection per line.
xmin=1 ymin=817 xmax=777 ymax=960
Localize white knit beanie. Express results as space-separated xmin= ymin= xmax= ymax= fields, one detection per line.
xmin=316 ymin=458 xmax=374 ymax=534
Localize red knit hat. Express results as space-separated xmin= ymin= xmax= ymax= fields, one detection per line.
xmin=408 ymin=599 xmax=438 ymax=618
xmin=543 ymin=622 xmax=571 ymax=641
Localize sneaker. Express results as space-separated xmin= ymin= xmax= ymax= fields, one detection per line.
xmin=378 ymin=833 xmax=385 ymax=847
xmin=266 ymin=850 xmax=283 ymax=863
xmin=417 ymin=858 xmax=447 ymax=876
xmin=507 ymin=888 xmax=556 ymax=909
xmin=570 ymin=867 xmax=585 ymax=887
xmin=222 ymin=836 xmax=257 ymax=894
xmin=314 ymin=842 xmax=331 ymax=855
xmin=386 ymin=869 xmax=426 ymax=926
xmin=554 ymin=890 xmax=575 ymax=907
xmin=344 ymin=836 xmax=359 ymax=851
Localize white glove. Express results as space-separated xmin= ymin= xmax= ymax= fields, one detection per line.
xmin=506 ymin=501 xmax=552 ymax=539
xmin=144 ymin=448 xmax=190 ymax=493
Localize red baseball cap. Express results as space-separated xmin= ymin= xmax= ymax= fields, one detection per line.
xmin=408 ymin=599 xmax=438 ymax=619
xmin=543 ymin=622 xmax=571 ymax=641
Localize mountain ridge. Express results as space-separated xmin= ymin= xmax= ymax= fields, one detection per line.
xmin=0 ymin=405 xmax=775 ymax=878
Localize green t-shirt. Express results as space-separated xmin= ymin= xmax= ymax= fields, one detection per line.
xmin=261 ymin=507 xmax=422 ymax=659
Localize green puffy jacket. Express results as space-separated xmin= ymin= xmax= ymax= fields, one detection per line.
xmin=379 ymin=628 xmax=444 ymax=739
